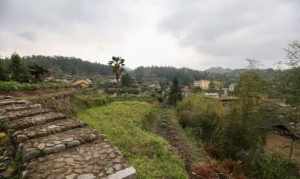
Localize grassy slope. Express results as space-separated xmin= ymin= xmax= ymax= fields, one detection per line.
xmin=78 ymin=101 xmax=188 ymax=179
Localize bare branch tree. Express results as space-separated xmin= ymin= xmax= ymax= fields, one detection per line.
xmin=285 ymin=40 xmax=300 ymax=67
xmin=245 ymin=58 xmax=261 ymax=69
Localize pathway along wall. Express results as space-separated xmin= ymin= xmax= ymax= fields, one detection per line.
xmin=0 ymin=96 xmax=136 ymax=179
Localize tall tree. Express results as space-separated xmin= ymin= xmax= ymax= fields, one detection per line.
xmin=246 ymin=58 xmax=261 ymax=69
xmin=121 ymin=73 xmax=133 ymax=87
xmin=108 ymin=56 xmax=125 ymax=83
xmin=236 ymin=71 xmax=266 ymax=118
xmin=168 ymin=77 xmax=182 ymax=105
xmin=0 ymin=58 xmax=8 ymax=81
xmin=285 ymin=40 xmax=300 ymax=67
xmin=275 ymin=41 xmax=300 ymax=105
xmin=9 ymin=53 xmax=30 ymax=82
xmin=29 ymin=63 xmax=49 ymax=82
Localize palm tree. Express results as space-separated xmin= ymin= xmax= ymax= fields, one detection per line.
xmin=108 ymin=56 xmax=125 ymax=83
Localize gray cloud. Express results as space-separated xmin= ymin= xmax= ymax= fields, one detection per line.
xmin=17 ymin=32 xmax=36 ymax=42
xmin=0 ymin=0 xmax=299 ymax=69
xmin=160 ymin=0 xmax=300 ymax=67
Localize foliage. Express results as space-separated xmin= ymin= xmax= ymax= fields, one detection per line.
xmin=249 ymin=153 xmax=299 ymax=179
xmin=192 ymin=160 xmax=246 ymax=179
xmin=273 ymin=67 xmax=300 ymax=105
xmin=168 ymin=77 xmax=182 ymax=105
xmin=121 ymin=73 xmax=134 ymax=87
xmin=71 ymin=93 xmax=112 ymax=111
xmin=285 ymin=40 xmax=300 ymax=67
xmin=177 ymin=95 xmax=224 ymax=147
xmin=177 ymin=95 xmax=224 ymax=127
xmin=0 ymin=59 xmax=8 ymax=81
xmin=269 ymin=41 xmax=300 ymax=105
xmin=9 ymin=53 xmax=30 ymax=82
xmin=29 ymin=63 xmax=49 ymax=82
xmin=23 ymin=55 xmax=112 ymax=77
xmin=236 ymin=71 xmax=266 ymax=98
xmin=0 ymin=81 xmax=69 ymax=92
xmin=78 ymin=101 xmax=188 ymax=178
xmin=220 ymin=103 xmax=265 ymax=160
xmin=108 ymin=56 xmax=125 ymax=83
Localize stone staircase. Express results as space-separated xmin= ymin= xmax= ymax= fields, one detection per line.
xmin=0 ymin=96 xmax=136 ymax=179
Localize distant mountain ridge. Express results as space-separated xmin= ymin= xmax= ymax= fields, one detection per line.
xmin=1 ymin=54 xmax=276 ymax=85
xmin=205 ymin=67 xmax=233 ymax=74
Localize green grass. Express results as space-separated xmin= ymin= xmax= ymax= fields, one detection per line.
xmin=0 ymin=81 xmax=69 ymax=92
xmin=78 ymin=101 xmax=188 ymax=179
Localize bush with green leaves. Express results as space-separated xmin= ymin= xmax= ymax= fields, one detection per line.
xmin=0 ymin=81 xmax=69 ymax=92
xmin=177 ymin=95 xmax=224 ymax=128
xmin=249 ymin=153 xmax=299 ymax=179
xmin=0 ymin=81 xmax=34 ymax=91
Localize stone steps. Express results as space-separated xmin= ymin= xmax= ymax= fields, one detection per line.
xmin=0 ymin=96 xmax=136 ymax=179
xmin=23 ymin=139 xmax=134 ymax=179
xmin=0 ymin=96 xmax=12 ymax=100
xmin=20 ymin=128 xmax=99 ymax=161
xmin=0 ymin=99 xmax=29 ymax=106
xmin=5 ymin=108 xmax=52 ymax=121
xmin=7 ymin=112 xmax=66 ymax=130
xmin=1 ymin=103 xmax=41 ymax=112
xmin=13 ymin=118 xmax=86 ymax=143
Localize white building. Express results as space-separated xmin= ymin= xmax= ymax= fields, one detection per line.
xmin=229 ymin=83 xmax=237 ymax=92
xmin=193 ymin=80 xmax=210 ymax=90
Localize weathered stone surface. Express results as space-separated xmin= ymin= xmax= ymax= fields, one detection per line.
xmin=23 ymin=139 xmax=129 ymax=178
xmin=0 ymin=99 xmax=29 ymax=106
xmin=5 ymin=107 xmax=52 ymax=120
xmin=0 ymin=96 xmax=12 ymax=100
xmin=21 ymin=127 xmax=99 ymax=161
xmin=0 ymin=96 xmax=136 ymax=179
xmin=2 ymin=103 xmax=41 ymax=112
xmin=13 ymin=118 xmax=85 ymax=143
xmin=7 ymin=112 xmax=66 ymax=130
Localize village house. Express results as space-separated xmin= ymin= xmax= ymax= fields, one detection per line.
xmin=182 ymin=86 xmax=191 ymax=97
xmin=229 ymin=83 xmax=237 ymax=92
xmin=193 ymin=80 xmax=210 ymax=90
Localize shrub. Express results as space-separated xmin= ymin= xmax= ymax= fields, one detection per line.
xmin=177 ymin=95 xmax=224 ymax=145
xmin=0 ymin=81 xmax=34 ymax=92
xmin=119 ymin=87 xmax=140 ymax=94
xmin=249 ymin=154 xmax=299 ymax=179
xmin=192 ymin=160 xmax=246 ymax=179
xmin=177 ymin=95 xmax=224 ymax=122
xmin=0 ymin=81 xmax=69 ymax=92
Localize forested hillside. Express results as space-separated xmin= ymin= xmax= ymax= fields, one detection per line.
xmin=132 ymin=66 xmax=276 ymax=86
xmin=0 ymin=53 xmax=280 ymax=87
xmin=0 ymin=55 xmax=112 ymax=78
xmin=23 ymin=55 xmax=112 ymax=76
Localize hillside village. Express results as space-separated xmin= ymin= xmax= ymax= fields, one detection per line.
xmin=1 ymin=1 xmax=300 ymax=178
xmin=0 ymin=46 xmax=300 ymax=179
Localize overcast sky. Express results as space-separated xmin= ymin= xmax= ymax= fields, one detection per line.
xmin=0 ymin=0 xmax=299 ymax=69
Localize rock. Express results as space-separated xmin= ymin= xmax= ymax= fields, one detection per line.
xmin=65 ymin=158 xmax=74 ymax=164
xmin=66 ymin=174 xmax=77 ymax=179
xmin=38 ymin=143 xmax=46 ymax=150
xmin=106 ymin=167 xmax=114 ymax=175
xmin=66 ymin=140 xmax=80 ymax=147
xmin=113 ymin=164 xmax=122 ymax=171
xmin=77 ymin=173 xmax=96 ymax=179
xmin=24 ymin=149 xmax=40 ymax=160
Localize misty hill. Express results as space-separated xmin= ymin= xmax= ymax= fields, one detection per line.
xmin=205 ymin=67 xmax=233 ymax=74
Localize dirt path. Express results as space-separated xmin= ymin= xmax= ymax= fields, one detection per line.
xmin=147 ymin=109 xmax=208 ymax=178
